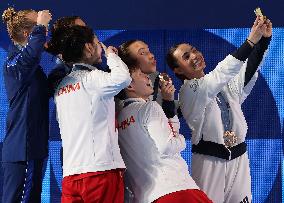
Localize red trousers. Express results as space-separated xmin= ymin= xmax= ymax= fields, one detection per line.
xmin=153 ymin=189 xmax=213 ymax=203
xmin=61 ymin=169 xmax=124 ymax=203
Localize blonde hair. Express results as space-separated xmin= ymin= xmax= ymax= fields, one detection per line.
xmin=2 ymin=7 xmax=36 ymax=44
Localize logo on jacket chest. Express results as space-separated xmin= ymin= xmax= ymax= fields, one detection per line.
xmin=57 ymin=82 xmax=81 ymax=96
xmin=189 ymin=79 xmax=199 ymax=92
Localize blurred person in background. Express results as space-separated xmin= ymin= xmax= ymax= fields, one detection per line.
xmin=2 ymin=7 xmax=51 ymax=202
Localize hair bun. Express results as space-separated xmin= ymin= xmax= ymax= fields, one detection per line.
xmin=2 ymin=7 xmax=17 ymax=23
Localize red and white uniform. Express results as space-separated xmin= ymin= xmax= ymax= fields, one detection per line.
xmin=118 ymin=98 xmax=200 ymax=203
xmin=54 ymin=53 xmax=131 ymax=178
xmin=179 ymin=54 xmax=263 ymax=203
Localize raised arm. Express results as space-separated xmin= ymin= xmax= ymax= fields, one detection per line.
xmin=6 ymin=10 xmax=51 ymax=81
xmin=228 ymin=18 xmax=272 ymax=103
xmin=180 ymin=16 xmax=265 ymax=134
xmin=83 ymin=45 xmax=132 ymax=97
xmin=244 ymin=18 xmax=272 ymax=86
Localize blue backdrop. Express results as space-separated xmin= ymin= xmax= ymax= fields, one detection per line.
xmin=1 ymin=0 xmax=284 ymax=29
xmin=0 ymin=28 xmax=283 ymax=202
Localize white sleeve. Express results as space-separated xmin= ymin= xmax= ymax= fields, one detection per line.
xmin=240 ymin=71 xmax=258 ymax=104
xmin=168 ymin=115 xmax=180 ymax=135
xmin=227 ymin=62 xmax=259 ymax=104
xmin=180 ymin=55 xmax=244 ymax=135
xmin=82 ymin=53 xmax=132 ymax=97
xmin=228 ymin=49 xmax=268 ymax=104
xmin=143 ymin=102 xmax=186 ymax=156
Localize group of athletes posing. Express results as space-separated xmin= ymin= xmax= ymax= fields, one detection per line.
xmin=2 ymin=7 xmax=272 ymax=203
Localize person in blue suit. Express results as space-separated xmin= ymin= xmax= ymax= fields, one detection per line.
xmin=2 ymin=7 xmax=51 ymax=203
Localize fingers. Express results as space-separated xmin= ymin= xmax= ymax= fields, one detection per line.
xmin=253 ymin=16 xmax=260 ymax=27
xmin=161 ymin=81 xmax=175 ymax=93
xmin=100 ymin=42 xmax=107 ymax=53
xmin=42 ymin=10 xmax=51 ymax=15
xmin=265 ymin=18 xmax=272 ymax=28
xmin=159 ymin=74 xmax=175 ymax=101
xmin=100 ymin=43 xmax=118 ymax=57
xmin=108 ymin=46 xmax=118 ymax=55
xmin=262 ymin=18 xmax=273 ymax=37
xmin=255 ymin=21 xmax=264 ymax=29
xmin=37 ymin=10 xmax=52 ymax=28
xmin=252 ymin=15 xmax=264 ymax=31
xmin=256 ymin=18 xmax=265 ymax=29
xmin=268 ymin=21 xmax=272 ymax=30
xmin=167 ymin=84 xmax=175 ymax=93
xmin=39 ymin=10 xmax=52 ymax=19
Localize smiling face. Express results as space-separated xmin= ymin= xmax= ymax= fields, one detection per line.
xmin=172 ymin=43 xmax=206 ymax=79
xmin=127 ymin=41 xmax=157 ymax=74
xmin=127 ymin=68 xmax=154 ymax=100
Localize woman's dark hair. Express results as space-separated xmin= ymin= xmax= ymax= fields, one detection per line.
xmin=46 ymin=16 xmax=82 ymax=55
xmin=166 ymin=44 xmax=180 ymax=70
xmin=117 ymin=39 xmax=141 ymax=70
xmin=166 ymin=43 xmax=187 ymax=81
xmin=55 ymin=25 xmax=94 ymax=63
xmin=52 ymin=16 xmax=81 ymax=31
xmin=116 ymin=40 xmax=147 ymax=100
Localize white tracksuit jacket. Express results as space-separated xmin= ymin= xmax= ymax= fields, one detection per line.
xmin=55 ymin=53 xmax=131 ymax=177
xmin=179 ymin=50 xmax=267 ymax=203
xmin=118 ymin=98 xmax=199 ymax=203
xmin=179 ymin=54 xmax=260 ymax=146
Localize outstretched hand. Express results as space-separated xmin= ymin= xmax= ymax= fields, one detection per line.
xmin=262 ymin=18 xmax=272 ymax=38
xmin=247 ymin=16 xmax=265 ymax=45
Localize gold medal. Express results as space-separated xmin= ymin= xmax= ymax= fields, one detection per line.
xmin=224 ymin=131 xmax=237 ymax=147
xmin=254 ymin=7 xmax=266 ymax=20
xmin=159 ymin=73 xmax=172 ymax=83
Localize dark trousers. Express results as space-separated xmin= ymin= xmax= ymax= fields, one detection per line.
xmin=2 ymin=159 xmax=45 ymax=203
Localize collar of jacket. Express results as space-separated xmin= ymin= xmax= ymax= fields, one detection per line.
xmin=123 ymin=97 xmax=147 ymax=108
xmin=72 ymin=63 xmax=97 ymax=72
xmin=7 ymin=44 xmax=21 ymax=59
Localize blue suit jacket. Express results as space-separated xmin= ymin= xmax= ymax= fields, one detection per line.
xmin=47 ymin=60 xmax=72 ymax=98
xmin=2 ymin=25 xmax=49 ymax=162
